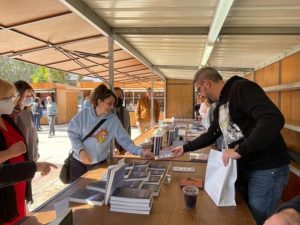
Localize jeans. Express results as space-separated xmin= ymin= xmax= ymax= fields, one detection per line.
xmin=33 ymin=115 xmax=41 ymax=129
xmin=48 ymin=115 xmax=56 ymax=135
xmin=237 ymin=164 xmax=289 ymax=225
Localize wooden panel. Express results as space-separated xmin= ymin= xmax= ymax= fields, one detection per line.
xmin=244 ymin=72 xmax=254 ymax=81
xmin=66 ymin=91 xmax=78 ymax=123
xmin=56 ymin=89 xmax=66 ymax=124
xmin=282 ymin=171 xmax=300 ymax=201
xmin=266 ymin=92 xmax=279 ymax=107
xmin=281 ymin=51 xmax=300 ymax=84
xmin=166 ymin=79 xmax=193 ymax=118
xmin=280 ymin=90 xmax=300 ymax=126
xmin=282 ymin=128 xmax=300 ymax=155
xmin=255 ymin=62 xmax=279 ymax=87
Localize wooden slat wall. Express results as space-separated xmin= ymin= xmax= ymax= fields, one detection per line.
xmin=253 ymin=51 xmax=300 ymax=201
xmin=166 ymin=79 xmax=193 ymax=118
xmin=244 ymin=72 xmax=254 ymax=81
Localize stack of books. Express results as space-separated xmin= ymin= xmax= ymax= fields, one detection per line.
xmin=110 ymin=187 xmax=153 ymax=215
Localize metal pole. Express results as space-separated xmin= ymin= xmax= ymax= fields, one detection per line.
xmin=108 ymin=35 xmax=114 ymax=89
xmin=151 ymin=73 xmax=154 ymax=127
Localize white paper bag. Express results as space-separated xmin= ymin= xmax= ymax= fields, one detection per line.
xmin=204 ymin=149 xmax=237 ymax=207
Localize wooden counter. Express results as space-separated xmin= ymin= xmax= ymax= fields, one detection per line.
xmin=20 ymin=160 xmax=255 ymax=225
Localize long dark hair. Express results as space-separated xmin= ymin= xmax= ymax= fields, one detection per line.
xmin=91 ymin=84 xmax=117 ymax=107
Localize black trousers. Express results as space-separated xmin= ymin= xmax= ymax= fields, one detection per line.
xmin=69 ymin=156 xmax=106 ymax=182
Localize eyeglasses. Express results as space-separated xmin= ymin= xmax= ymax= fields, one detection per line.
xmin=0 ymin=94 xmax=17 ymax=102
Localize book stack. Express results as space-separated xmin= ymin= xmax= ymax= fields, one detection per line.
xmin=151 ymin=135 xmax=163 ymax=156
xmin=110 ymin=187 xmax=153 ymax=215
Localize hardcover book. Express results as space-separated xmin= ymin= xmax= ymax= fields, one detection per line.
xmin=110 ymin=187 xmax=153 ymax=204
xmin=69 ymin=189 xmax=105 ymax=206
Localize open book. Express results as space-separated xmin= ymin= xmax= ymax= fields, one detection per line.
xmin=69 ymin=189 xmax=105 ymax=206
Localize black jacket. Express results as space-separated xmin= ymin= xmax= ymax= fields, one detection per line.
xmin=0 ymin=114 xmax=33 ymax=223
xmin=184 ymin=76 xmax=290 ymax=170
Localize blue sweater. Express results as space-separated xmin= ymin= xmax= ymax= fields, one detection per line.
xmin=68 ymin=107 xmax=142 ymax=164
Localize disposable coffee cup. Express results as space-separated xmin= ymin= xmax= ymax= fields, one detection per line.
xmin=183 ymin=186 xmax=198 ymax=209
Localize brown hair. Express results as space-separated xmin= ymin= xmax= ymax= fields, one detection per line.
xmin=91 ymin=84 xmax=117 ymax=107
xmin=193 ymin=67 xmax=223 ymax=84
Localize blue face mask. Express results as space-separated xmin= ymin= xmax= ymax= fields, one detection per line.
xmin=23 ymin=97 xmax=33 ymax=107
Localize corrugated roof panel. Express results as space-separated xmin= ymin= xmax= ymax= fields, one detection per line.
xmin=83 ymin=0 xmax=217 ymax=27
xmin=122 ymin=35 xmax=206 ymax=68
xmin=225 ymin=0 xmax=300 ymax=27
xmin=210 ymin=35 xmax=300 ymax=68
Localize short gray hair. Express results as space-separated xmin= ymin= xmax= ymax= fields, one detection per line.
xmin=193 ymin=67 xmax=223 ymax=84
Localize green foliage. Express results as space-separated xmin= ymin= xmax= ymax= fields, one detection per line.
xmin=0 ymin=56 xmax=69 ymax=83
xmin=0 ymin=56 xmax=35 ymax=82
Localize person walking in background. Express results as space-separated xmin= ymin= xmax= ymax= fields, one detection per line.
xmin=32 ymin=97 xmax=43 ymax=131
xmin=135 ymin=87 xmax=159 ymax=134
xmin=46 ymin=95 xmax=57 ymax=138
xmin=12 ymin=80 xmax=39 ymax=162
xmin=171 ymin=67 xmax=290 ymax=225
xmin=83 ymin=95 xmax=91 ymax=109
xmin=68 ymin=84 xmax=153 ymax=182
xmin=114 ymin=87 xmax=131 ymax=154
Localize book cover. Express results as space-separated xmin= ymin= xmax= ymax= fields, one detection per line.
xmin=111 ymin=187 xmax=153 ymax=204
xmin=104 ymin=162 xmax=127 ymax=205
xmin=149 ymin=169 xmax=165 ymax=176
xmin=189 ymin=152 xmax=209 ymax=162
xmin=131 ymin=166 xmax=148 ymax=173
xmin=141 ymin=183 xmax=160 ymax=196
xmin=86 ymin=181 xmax=106 ymax=193
xmin=69 ymin=189 xmax=105 ymax=206
xmin=145 ymin=175 xmax=161 ymax=185
xmin=123 ymin=180 xmax=143 ymax=189
xmin=126 ymin=170 xmax=150 ymax=181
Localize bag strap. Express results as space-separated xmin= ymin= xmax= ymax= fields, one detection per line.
xmin=81 ymin=119 xmax=107 ymax=142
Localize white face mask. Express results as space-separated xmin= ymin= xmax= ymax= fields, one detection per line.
xmin=23 ymin=97 xmax=33 ymax=107
xmin=0 ymin=99 xmax=15 ymax=115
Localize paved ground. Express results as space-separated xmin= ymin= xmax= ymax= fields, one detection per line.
xmin=29 ymin=124 xmax=139 ymax=211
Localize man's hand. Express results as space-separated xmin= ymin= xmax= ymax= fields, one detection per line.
xmin=141 ymin=150 xmax=154 ymax=159
xmin=222 ymin=149 xmax=241 ymax=166
xmin=136 ymin=121 xmax=140 ymax=127
xmin=264 ymin=208 xmax=300 ymax=225
xmin=36 ymin=162 xmax=57 ymax=176
xmin=79 ymin=149 xmax=92 ymax=165
xmin=170 ymin=146 xmax=184 ymax=158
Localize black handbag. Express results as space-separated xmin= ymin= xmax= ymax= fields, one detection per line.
xmin=59 ymin=119 xmax=107 ymax=184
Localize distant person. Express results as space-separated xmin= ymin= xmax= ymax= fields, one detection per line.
xmin=83 ymin=95 xmax=91 ymax=109
xmin=171 ymin=67 xmax=290 ymax=225
xmin=0 ymin=78 xmax=56 ymax=225
xmin=135 ymin=87 xmax=159 ymax=134
xmin=32 ymin=97 xmax=43 ymax=131
xmin=194 ymin=93 xmax=202 ymax=119
xmin=12 ymin=80 xmax=39 ymax=162
xmin=68 ymin=84 xmax=154 ymax=182
xmin=46 ymin=95 xmax=58 ymax=138
xmin=264 ymin=196 xmax=300 ymax=225
xmin=114 ymin=87 xmax=131 ymax=154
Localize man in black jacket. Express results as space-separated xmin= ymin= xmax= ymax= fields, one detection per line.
xmin=171 ymin=67 xmax=290 ymax=225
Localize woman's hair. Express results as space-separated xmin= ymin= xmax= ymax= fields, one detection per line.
xmin=14 ymin=80 xmax=34 ymax=111
xmin=91 ymin=84 xmax=117 ymax=107
xmin=114 ymin=87 xmax=124 ymax=98
xmin=0 ymin=78 xmax=15 ymax=99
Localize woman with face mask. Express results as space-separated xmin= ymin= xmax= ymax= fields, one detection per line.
xmin=12 ymin=80 xmax=39 ymax=162
xmin=113 ymin=87 xmax=131 ymax=155
xmin=0 ymin=79 xmax=56 ymax=224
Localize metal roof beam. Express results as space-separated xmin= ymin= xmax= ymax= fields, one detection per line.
xmin=113 ymin=27 xmax=209 ymax=35
xmin=154 ymin=65 xmax=253 ymax=72
xmin=113 ymin=27 xmax=300 ymax=35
